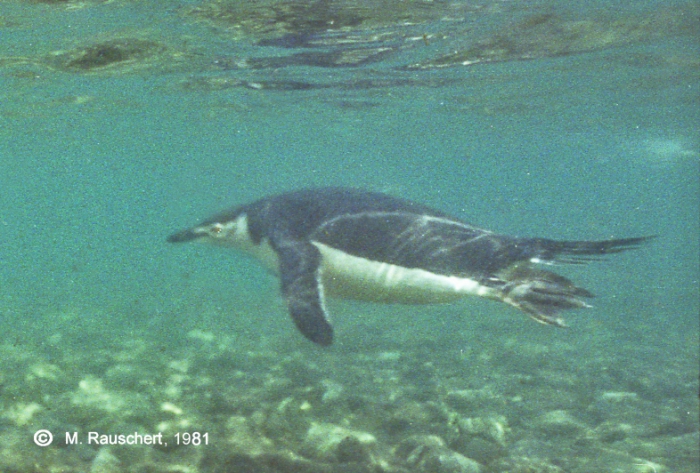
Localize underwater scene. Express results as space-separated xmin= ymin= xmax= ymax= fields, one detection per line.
xmin=1 ymin=0 xmax=698 ymax=472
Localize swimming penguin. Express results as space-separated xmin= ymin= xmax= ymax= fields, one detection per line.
xmin=167 ymin=187 xmax=652 ymax=346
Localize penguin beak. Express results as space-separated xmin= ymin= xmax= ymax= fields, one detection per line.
xmin=167 ymin=228 xmax=205 ymax=243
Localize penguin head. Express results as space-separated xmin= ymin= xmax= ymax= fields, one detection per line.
xmin=167 ymin=213 xmax=252 ymax=248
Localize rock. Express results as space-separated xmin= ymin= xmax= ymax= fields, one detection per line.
xmin=385 ymin=401 xmax=444 ymax=435
xmin=104 ymin=364 xmax=143 ymax=390
xmin=451 ymin=416 xmax=508 ymax=465
xmin=445 ymin=389 xmax=506 ymax=413
xmin=535 ymin=410 xmax=588 ymax=438
xmin=71 ymin=377 xmax=124 ymax=413
xmin=451 ymin=437 xmax=506 ymax=465
xmin=599 ymin=391 xmax=639 ymax=402
xmin=585 ymin=395 xmax=666 ymax=440
xmin=590 ymin=421 xmax=634 ymax=443
xmin=457 ymin=416 xmax=508 ymax=446
xmin=187 ymin=329 xmax=216 ymax=343
xmin=335 ymin=435 xmax=372 ymax=464
xmin=586 ymin=391 xmax=646 ymax=423
xmin=562 ymin=447 xmax=668 ymax=473
xmin=636 ymin=431 xmax=697 ymax=472
xmin=89 ymin=447 xmax=120 ymax=473
xmin=489 ymin=456 xmax=566 ymax=473
xmin=320 ymin=379 xmax=344 ymax=404
xmin=394 ymin=434 xmax=446 ymax=459
xmin=257 ymin=451 xmax=374 ymax=473
xmin=226 ymin=415 xmax=274 ymax=456
xmin=301 ymin=422 xmax=377 ymax=463
xmin=27 ymin=362 xmax=62 ymax=381
xmin=422 ymin=448 xmax=482 ymax=473
xmin=395 ymin=435 xmax=482 ymax=473
xmin=4 ymin=402 xmax=43 ymax=427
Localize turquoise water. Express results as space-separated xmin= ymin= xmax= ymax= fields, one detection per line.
xmin=1 ymin=1 xmax=698 ymax=472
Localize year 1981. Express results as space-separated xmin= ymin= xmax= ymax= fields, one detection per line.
xmin=175 ymin=432 xmax=209 ymax=445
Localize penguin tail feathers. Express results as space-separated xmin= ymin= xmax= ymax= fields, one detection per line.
xmin=527 ymin=235 xmax=656 ymax=265
xmin=497 ymin=235 xmax=654 ymax=326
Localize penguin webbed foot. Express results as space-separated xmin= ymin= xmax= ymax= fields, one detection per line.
xmin=499 ymin=265 xmax=593 ymax=327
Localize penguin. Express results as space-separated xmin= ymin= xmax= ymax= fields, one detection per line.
xmin=167 ymin=187 xmax=652 ymax=346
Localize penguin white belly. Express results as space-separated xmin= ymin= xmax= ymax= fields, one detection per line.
xmin=313 ymin=242 xmax=496 ymax=304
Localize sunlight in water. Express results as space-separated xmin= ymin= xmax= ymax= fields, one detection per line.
xmin=640 ymin=137 xmax=699 ymax=165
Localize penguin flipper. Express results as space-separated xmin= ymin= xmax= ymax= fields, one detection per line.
xmin=273 ymin=239 xmax=334 ymax=346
